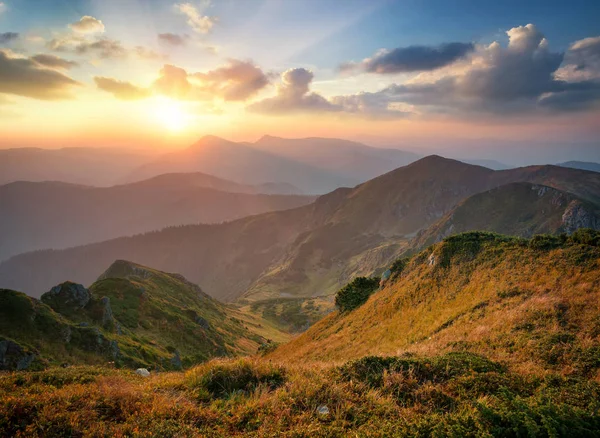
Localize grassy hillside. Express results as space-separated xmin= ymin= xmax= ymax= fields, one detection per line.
xmin=271 ymin=230 xmax=600 ymax=374
xmin=0 ymin=261 xmax=288 ymax=371
xmin=3 ymin=156 xmax=600 ymax=301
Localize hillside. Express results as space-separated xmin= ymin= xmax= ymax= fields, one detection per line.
xmin=270 ymin=230 xmax=600 ymax=369
xmin=122 ymin=136 xmax=357 ymax=194
xmin=0 ymin=260 xmax=287 ymax=371
xmin=558 ymin=160 xmax=600 ymax=173
xmin=2 ymin=156 xmax=600 ymax=301
xmin=0 ymin=175 xmax=313 ymax=261
xmin=413 ymin=182 xmax=600 ymax=249
xmin=0 ymin=147 xmax=157 ymax=187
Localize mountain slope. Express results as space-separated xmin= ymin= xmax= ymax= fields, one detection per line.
xmin=413 ymin=182 xmax=600 ymax=249
xmin=0 ymin=147 xmax=157 ymax=187
xmin=0 ymin=175 xmax=314 ymax=261
xmin=252 ymin=135 xmax=420 ymax=183
xmin=0 ymin=260 xmax=286 ymax=370
xmin=270 ymin=230 xmax=600 ymax=371
xmin=2 ymin=157 xmax=600 ymax=301
xmin=558 ymin=160 xmax=600 ymax=173
xmin=122 ymin=136 xmax=356 ymax=194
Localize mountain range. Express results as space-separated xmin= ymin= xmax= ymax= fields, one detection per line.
xmin=0 ymin=173 xmax=314 ymax=261
xmin=2 ymin=155 xmax=599 ymax=301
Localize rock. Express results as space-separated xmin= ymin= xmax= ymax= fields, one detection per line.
xmin=0 ymin=339 xmax=36 ymax=371
xmin=316 ymin=405 xmax=330 ymax=416
xmin=41 ymin=282 xmax=91 ymax=313
xmin=428 ymin=253 xmax=437 ymax=267
xmin=100 ymin=296 xmax=114 ymax=328
xmin=562 ymin=200 xmax=598 ymax=234
xmin=170 ymin=350 xmax=182 ymax=369
xmin=136 ymin=368 xmax=150 ymax=377
xmin=61 ymin=326 xmax=72 ymax=344
xmin=195 ymin=316 xmax=211 ymax=330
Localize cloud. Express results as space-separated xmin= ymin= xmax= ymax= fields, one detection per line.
xmin=175 ymin=2 xmax=216 ymax=34
xmin=0 ymin=50 xmax=80 ymax=100
xmin=343 ymin=42 xmax=475 ymax=74
xmin=70 ymin=16 xmax=105 ymax=34
xmin=0 ymin=3 xmax=6 ymax=14
xmin=158 ymin=33 xmax=188 ymax=46
xmin=191 ymin=59 xmax=269 ymax=101
xmin=555 ymin=36 xmax=600 ymax=81
xmin=0 ymin=32 xmax=19 ymax=45
xmin=153 ymin=60 xmax=269 ymax=101
xmin=31 ymin=54 xmax=79 ymax=70
xmin=74 ymin=38 xmax=127 ymax=58
xmin=335 ymin=24 xmax=600 ymax=117
xmin=248 ymin=68 xmax=339 ymax=114
xmin=94 ymin=77 xmax=151 ymax=100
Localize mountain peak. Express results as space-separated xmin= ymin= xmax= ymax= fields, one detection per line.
xmin=97 ymin=260 xmax=155 ymax=282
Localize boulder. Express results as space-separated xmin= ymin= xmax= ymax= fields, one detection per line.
xmin=136 ymin=368 xmax=150 ymax=377
xmin=41 ymin=282 xmax=91 ymax=314
xmin=0 ymin=338 xmax=36 ymax=371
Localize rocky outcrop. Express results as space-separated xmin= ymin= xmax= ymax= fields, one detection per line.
xmin=170 ymin=350 xmax=182 ymax=369
xmin=98 ymin=260 xmax=154 ymax=281
xmin=0 ymin=338 xmax=36 ymax=370
xmin=41 ymin=282 xmax=91 ymax=314
xmin=562 ymin=201 xmax=599 ymax=234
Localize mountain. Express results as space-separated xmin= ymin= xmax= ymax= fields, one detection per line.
xmin=0 ymin=260 xmax=287 ymax=371
xmin=0 ymin=147 xmax=158 ymax=187
xmin=2 ymin=156 xmax=600 ymax=300
xmin=122 ymin=135 xmax=357 ymax=194
xmin=412 ymin=182 xmax=600 ymax=249
xmin=270 ymin=230 xmax=600 ymax=367
xmin=459 ymin=158 xmax=512 ymax=170
xmin=558 ymin=161 xmax=600 ymax=173
xmin=4 ymin=232 xmax=599 ymax=436
xmin=0 ymin=174 xmax=314 ymax=261
xmin=252 ymin=135 xmax=420 ymax=183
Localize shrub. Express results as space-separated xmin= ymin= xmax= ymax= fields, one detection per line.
xmin=185 ymin=358 xmax=286 ymax=399
xmin=334 ymin=277 xmax=380 ymax=312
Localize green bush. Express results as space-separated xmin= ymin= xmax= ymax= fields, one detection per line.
xmin=334 ymin=277 xmax=380 ymax=312
xmin=186 ymin=358 xmax=286 ymax=399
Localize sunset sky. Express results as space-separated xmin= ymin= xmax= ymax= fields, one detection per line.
xmin=1 ymin=0 xmax=599 ymax=150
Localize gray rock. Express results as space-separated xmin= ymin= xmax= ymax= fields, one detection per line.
xmin=562 ymin=201 xmax=599 ymax=234
xmin=170 ymin=350 xmax=182 ymax=369
xmin=0 ymin=339 xmax=36 ymax=371
xmin=316 ymin=405 xmax=330 ymax=416
xmin=41 ymin=282 xmax=91 ymax=312
xmin=136 ymin=368 xmax=150 ymax=377
xmin=100 ymin=296 xmax=114 ymax=328
xmin=195 ymin=316 xmax=211 ymax=330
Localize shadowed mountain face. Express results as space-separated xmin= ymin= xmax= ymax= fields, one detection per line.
xmin=122 ymin=135 xmax=420 ymax=194
xmin=0 ymin=147 xmax=158 ymax=187
xmin=0 ymin=173 xmax=314 ymax=261
xmin=2 ymin=156 xmax=599 ymax=300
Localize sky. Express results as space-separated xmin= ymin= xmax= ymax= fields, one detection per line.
xmin=0 ymin=0 xmax=599 ymax=156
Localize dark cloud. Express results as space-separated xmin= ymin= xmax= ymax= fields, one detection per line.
xmin=158 ymin=33 xmax=188 ymax=46
xmin=248 ymin=68 xmax=338 ymax=114
xmin=31 ymin=54 xmax=79 ymax=70
xmin=347 ymin=42 xmax=475 ymax=74
xmin=333 ymin=24 xmax=600 ymax=117
xmin=94 ymin=77 xmax=150 ymax=100
xmin=74 ymin=38 xmax=127 ymax=58
xmin=0 ymin=50 xmax=80 ymax=100
xmin=0 ymin=32 xmax=19 ymax=45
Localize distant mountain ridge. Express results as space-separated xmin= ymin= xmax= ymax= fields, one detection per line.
xmin=557 ymin=161 xmax=600 ymax=173
xmin=2 ymin=156 xmax=599 ymax=300
xmin=0 ymin=172 xmax=314 ymax=261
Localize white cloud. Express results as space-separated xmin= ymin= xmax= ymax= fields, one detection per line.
xmin=0 ymin=3 xmax=6 ymax=14
xmin=69 ymin=16 xmax=105 ymax=34
xmin=175 ymin=2 xmax=216 ymax=34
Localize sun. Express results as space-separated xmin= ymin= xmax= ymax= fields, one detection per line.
xmin=152 ymin=98 xmax=189 ymax=132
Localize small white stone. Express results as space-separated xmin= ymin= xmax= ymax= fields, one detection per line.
xmin=317 ymin=405 xmax=329 ymax=416
xmin=135 ymin=368 xmax=150 ymax=377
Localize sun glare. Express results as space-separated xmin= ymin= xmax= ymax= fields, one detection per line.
xmin=153 ymin=99 xmax=189 ymax=132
